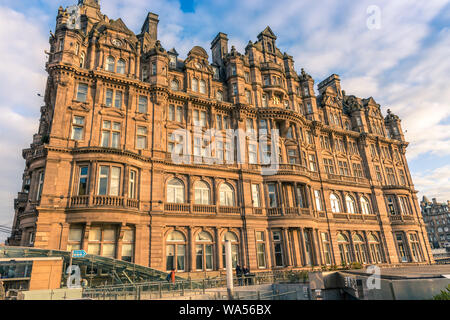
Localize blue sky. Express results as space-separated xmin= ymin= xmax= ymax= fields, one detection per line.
xmin=0 ymin=0 xmax=450 ymax=241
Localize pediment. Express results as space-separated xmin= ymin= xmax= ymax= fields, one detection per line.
xmin=133 ymin=113 xmax=150 ymax=122
xmin=68 ymin=102 xmax=90 ymax=112
xmin=99 ymin=107 xmax=125 ymax=118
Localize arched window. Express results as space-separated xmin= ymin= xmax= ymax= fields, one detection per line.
xmin=199 ymin=80 xmax=206 ymax=94
xmin=361 ymin=196 xmax=371 ymax=214
xmin=222 ymin=231 xmax=239 ymax=268
xmin=166 ymin=231 xmax=186 ymax=271
xmin=195 ymin=231 xmax=214 ymax=271
xmin=194 ymin=181 xmax=211 ymax=205
xmin=171 ymin=80 xmax=179 ymax=91
xmin=216 ymin=91 xmax=223 ymax=101
xmin=337 ymin=233 xmax=352 ymax=264
xmin=219 ymin=183 xmax=235 ymax=206
xmin=117 ymin=59 xmax=126 ymax=74
xmin=368 ymin=233 xmax=383 ymax=263
xmin=330 ymin=193 xmax=341 ymax=213
xmin=345 ymin=195 xmax=357 ymax=213
xmin=79 ymin=52 xmax=85 ymax=68
xmin=353 ymin=234 xmax=368 ymax=264
xmin=106 ymin=56 xmax=115 ymax=72
xmin=167 ymin=178 xmax=185 ymax=203
xmin=192 ymin=78 xmax=199 ymax=92
xmin=345 ymin=121 xmax=351 ymax=130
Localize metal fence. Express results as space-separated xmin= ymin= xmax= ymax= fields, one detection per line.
xmin=83 ymin=274 xmax=308 ymax=300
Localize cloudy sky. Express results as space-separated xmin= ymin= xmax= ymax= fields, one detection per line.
xmin=0 ymin=0 xmax=449 ymax=241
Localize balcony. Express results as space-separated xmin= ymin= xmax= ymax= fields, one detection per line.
xmin=193 ymin=204 xmax=216 ymax=214
xmin=218 ymin=206 xmax=241 ymax=215
xmin=389 ymin=214 xmax=415 ymax=224
xmin=332 ymin=213 xmax=378 ymax=222
xmin=165 ymin=203 xmax=190 ymax=213
xmin=326 ymin=174 xmax=369 ymax=185
xmin=267 ymin=207 xmax=311 ymax=217
xmin=69 ymin=195 xmax=140 ymax=210
xmin=260 ymin=61 xmax=284 ymax=72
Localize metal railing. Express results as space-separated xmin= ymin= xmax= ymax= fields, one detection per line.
xmin=82 ymin=273 xmax=309 ymax=300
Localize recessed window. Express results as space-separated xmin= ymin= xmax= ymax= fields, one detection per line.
xmin=117 ymin=59 xmax=126 ymax=74
xmin=136 ymin=126 xmax=147 ymax=150
xmin=101 ymin=121 xmax=121 ymax=148
xmin=194 ymin=181 xmax=211 ymax=205
xmin=219 ymin=183 xmax=235 ymax=206
xmin=71 ymin=116 xmax=85 ymax=140
xmin=106 ymin=56 xmax=115 ymax=72
xmin=200 ymin=80 xmax=206 ymax=94
xmin=192 ymin=78 xmax=199 ymax=92
xmin=76 ymin=83 xmax=88 ymax=102
xmin=171 ymin=80 xmax=179 ymax=91
xmin=77 ymin=166 xmax=89 ymax=196
xmin=97 ymin=166 xmax=121 ymax=196
xmin=138 ymin=96 xmax=148 ymax=113
xmin=167 ymin=178 xmax=185 ymax=203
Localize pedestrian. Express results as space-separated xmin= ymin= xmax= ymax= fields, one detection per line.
xmin=235 ymin=265 xmax=243 ymax=286
xmin=170 ymin=269 xmax=176 ymax=284
xmin=243 ymin=266 xmax=250 ymax=285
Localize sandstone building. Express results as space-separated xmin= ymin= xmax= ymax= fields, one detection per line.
xmin=420 ymin=196 xmax=450 ymax=249
xmin=7 ymin=0 xmax=433 ymax=276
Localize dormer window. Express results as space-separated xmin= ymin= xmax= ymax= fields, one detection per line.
xmin=117 ymin=59 xmax=126 ymax=74
xmin=79 ymin=52 xmax=85 ymax=68
xmin=303 ymin=86 xmax=309 ymax=96
xmin=231 ymin=65 xmax=236 ymax=76
xmin=213 ymin=67 xmax=219 ymax=80
xmin=169 ymin=56 xmax=176 ymax=69
xmin=151 ymin=63 xmax=156 ymax=75
xmin=262 ymin=94 xmax=268 ymax=107
xmin=216 ymin=91 xmax=223 ymax=101
xmin=192 ymin=78 xmax=199 ymax=92
xmin=106 ymin=56 xmax=115 ymax=72
xmin=244 ymin=72 xmax=250 ymax=83
xmin=200 ymin=80 xmax=206 ymax=94
xmin=171 ymin=80 xmax=179 ymax=91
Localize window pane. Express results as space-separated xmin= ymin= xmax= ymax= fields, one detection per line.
xmin=103 ymin=228 xmax=116 ymax=241
xmin=87 ymin=244 xmax=100 ymax=255
xmin=68 ymin=227 xmax=83 ymax=242
xmin=89 ymin=227 xmax=101 ymax=241
xmin=110 ymin=167 xmax=121 ymax=196
xmin=102 ymin=243 xmax=116 ymax=258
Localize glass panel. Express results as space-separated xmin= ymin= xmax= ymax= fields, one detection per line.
xmin=166 ymin=245 xmax=175 ymax=271
xmin=87 ymin=243 xmax=100 ymax=255
xmin=205 ymin=245 xmax=213 ymax=270
xmin=177 ymin=245 xmax=185 ymax=271
xmin=103 ymin=228 xmax=116 ymax=241
xmin=68 ymin=227 xmax=83 ymax=242
xmin=102 ymin=244 xmax=116 ymax=258
xmin=196 ymin=245 xmax=203 ymax=270
xmin=88 ymin=227 xmax=101 ymax=241
xmin=123 ymin=229 xmax=134 ymax=242
xmin=110 ymin=167 xmax=121 ymax=196
xmin=122 ymin=244 xmax=133 ymax=261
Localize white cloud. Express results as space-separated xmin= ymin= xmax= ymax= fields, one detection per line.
xmin=413 ymin=165 xmax=450 ymax=202
xmin=0 ymin=7 xmax=48 ymax=241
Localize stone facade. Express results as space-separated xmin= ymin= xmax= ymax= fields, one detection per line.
xmin=420 ymin=196 xmax=450 ymax=249
xmin=7 ymin=0 xmax=433 ymax=276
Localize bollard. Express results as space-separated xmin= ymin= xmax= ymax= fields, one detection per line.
xmin=257 ymin=290 xmax=261 ymax=300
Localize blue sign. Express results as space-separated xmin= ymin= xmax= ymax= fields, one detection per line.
xmin=72 ymin=250 xmax=87 ymax=258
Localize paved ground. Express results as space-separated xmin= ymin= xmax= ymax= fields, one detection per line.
xmin=347 ymin=264 xmax=450 ymax=279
